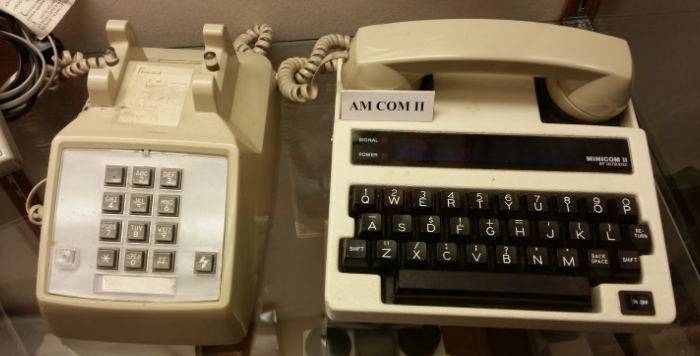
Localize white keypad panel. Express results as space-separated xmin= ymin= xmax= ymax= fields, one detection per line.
xmin=48 ymin=149 xmax=228 ymax=302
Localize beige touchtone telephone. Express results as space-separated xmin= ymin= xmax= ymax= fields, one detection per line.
xmin=36 ymin=20 xmax=277 ymax=345
xmin=326 ymin=20 xmax=675 ymax=333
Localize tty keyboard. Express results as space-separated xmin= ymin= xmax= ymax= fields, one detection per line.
xmin=341 ymin=187 xmax=651 ymax=311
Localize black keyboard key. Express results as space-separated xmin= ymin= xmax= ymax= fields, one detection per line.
xmin=587 ymin=249 xmax=611 ymax=281
xmin=383 ymin=188 xmax=406 ymax=213
xmin=389 ymin=214 xmax=413 ymax=239
xmin=585 ymin=196 xmax=608 ymax=220
xmin=495 ymin=245 xmax=519 ymax=272
xmin=598 ymin=223 xmax=622 ymax=245
xmin=351 ymin=187 xmax=377 ymax=215
xmin=567 ymin=221 xmax=591 ymax=246
xmin=627 ymin=224 xmax=652 ymax=253
xmin=419 ymin=215 xmax=442 ymax=240
xmin=357 ymin=213 xmax=383 ymax=239
xmin=526 ymin=194 xmax=548 ymax=215
xmin=616 ymin=250 xmax=641 ymax=281
xmin=465 ymin=244 xmax=489 ymax=270
xmin=497 ymin=193 xmax=520 ymax=215
xmin=404 ymin=241 xmax=429 ymax=268
xmin=610 ymin=197 xmax=638 ymax=223
xmin=447 ymin=217 xmax=471 ymax=240
xmin=373 ymin=240 xmax=398 ymax=270
xmin=411 ymin=189 xmax=435 ymax=214
xmin=556 ymin=195 xmax=579 ymax=215
xmin=468 ymin=192 xmax=490 ymax=215
xmin=392 ymin=270 xmax=592 ymax=310
xmin=556 ymin=248 xmax=580 ymax=272
xmin=538 ymin=220 xmax=561 ymax=245
xmin=341 ymin=239 xmax=369 ymax=272
xmin=435 ymin=243 xmax=459 ymax=269
xmin=477 ymin=218 xmax=500 ymax=242
xmin=439 ymin=191 xmax=462 ymax=215
xmin=505 ymin=219 xmax=531 ymax=245
xmin=526 ymin=247 xmax=550 ymax=273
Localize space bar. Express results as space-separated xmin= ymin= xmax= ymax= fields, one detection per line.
xmin=394 ymin=270 xmax=592 ymax=310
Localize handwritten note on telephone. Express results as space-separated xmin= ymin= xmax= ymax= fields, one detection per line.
xmin=118 ymin=65 xmax=193 ymax=127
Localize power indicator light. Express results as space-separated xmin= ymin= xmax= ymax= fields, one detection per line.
xmin=381 ymin=152 xmax=388 ymax=159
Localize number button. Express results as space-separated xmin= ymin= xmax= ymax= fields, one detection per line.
xmin=497 ymin=193 xmax=520 ymax=213
xmin=411 ymin=189 xmax=434 ymax=214
xmin=104 ymin=166 xmax=126 ymax=186
xmin=102 ymin=193 xmax=124 ymax=214
xmin=160 ymin=168 xmax=182 ymax=189
xmin=155 ymin=223 xmax=177 ymax=243
xmin=586 ymin=196 xmax=608 ymax=216
xmin=468 ymin=192 xmax=490 ymax=211
xmin=132 ymin=167 xmax=154 ymax=187
xmin=439 ymin=191 xmax=462 ymax=215
xmin=556 ymin=195 xmax=579 ymax=215
xmin=526 ymin=194 xmax=548 ymax=213
xmin=99 ymin=220 xmax=122 ymax=241
xmin=127 ymin=222 xmax=149 ymax=242
xmin=383 ymin=188 xmax=405 ymax=213
xmin=351 ymin=187 xmax=377 ymax=215
xmin=157 ymin=196 xmax=180 ymax=216
xmin=124 ymin=250 xmax=146 ymax=271
xmin=129 ymin=194 xmax=152 ymax=215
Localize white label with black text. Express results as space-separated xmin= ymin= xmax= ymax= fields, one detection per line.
xmin=341 ymin=90 xmax=435 ymax=122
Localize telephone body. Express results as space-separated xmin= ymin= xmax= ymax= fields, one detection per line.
xmin=325 ymin=20 xmax=675 ymax=332
xmin=36 ymin=21 xmax=278 ymax=345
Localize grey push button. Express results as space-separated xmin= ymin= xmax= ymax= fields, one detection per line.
xmin=129 ymin=194 xmax=152 ymax=215
xmin=157 ymin=195 xmax=179 ymax=216
xmin=127 ymin=222 xmax=149 ymax=242
xmin=96 ymin=249 xmax=118 ymax=269
xmin=132 ymin=167 xmax=154 ymax=187
xmin=102 ymin=193 xmax=124 ymax=214
xmin=155 ymin=223 xmax=177 ymax=243
xmin=160 ymin=168 xmax=182 ymax=189
xmin=104 ymin=166 xmax=126 ymax=186
xmin=194 ymin=252 xmax=216 ymax=273
xmin=99 ymin=220 xmax=122 ymax=241
xmin=152 ymin=251 xmax=174 ymax=271
xmin=124 ymin=250 xmax=146 ymax=270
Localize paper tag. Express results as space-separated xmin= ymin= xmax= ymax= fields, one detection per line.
xmin=341 ymin=90 xmax=435 ymax=122
xmin=0 ymin=0 xmax=75 ymax=39
xmin=117 ymin=65 xmax=193 ymax=127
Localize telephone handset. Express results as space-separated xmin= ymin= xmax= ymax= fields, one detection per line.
xmin=326 ymin=20 xmax=675 ymax=333
xmin=341 ymin=19 xmax=632 ymax=123
xmin=36 ymin=21 xmax=278 ymax=345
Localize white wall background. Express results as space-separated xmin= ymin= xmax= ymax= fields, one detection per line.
xmin=54 ymin=0 xmax=566 ymax=52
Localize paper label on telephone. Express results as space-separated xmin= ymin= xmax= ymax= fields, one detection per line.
xmin=117 ymin=64 xmax=193 ymax=127
xmin=341 ymin=90 xmax=435 ymax=122
xmin=0 ymin=0 xmax=75 ymax=39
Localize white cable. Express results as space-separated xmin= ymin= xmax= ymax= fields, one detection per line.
xmin=233 ymin=24 xmax=273 ymax=56
xmin=26 ymin=178 xmax=47 ymax=226
xmin=276 ymin=34 xmax=351 ymax=103
xmin=44 ymin=50 xmax=108 ymax=90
